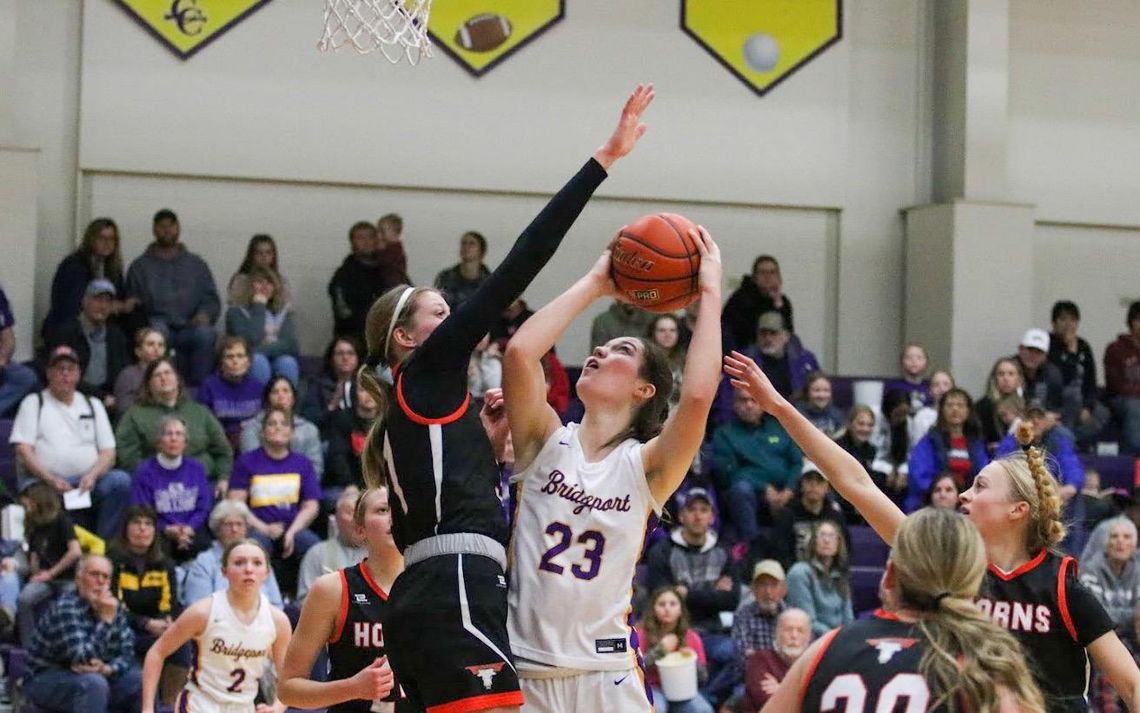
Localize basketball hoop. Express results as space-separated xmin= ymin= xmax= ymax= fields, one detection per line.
xmin=318 ymin=0 xmax=433 ymax=65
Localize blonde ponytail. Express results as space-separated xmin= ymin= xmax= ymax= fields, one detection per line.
xmin=1001 ymin=421 xmax=1067 ymax=552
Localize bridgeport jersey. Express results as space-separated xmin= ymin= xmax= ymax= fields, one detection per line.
xmin=508 ymin=423 xmax=661 ymax=671
xmin=802 ymin=612 xmax=956 ymax=712
xmin=185 ymin=591 xmax=277 ymax=707
xmin=978 ymin=550 xmax=1113 ymax=711
xmin=327 ymin=562 xmax=408 ymax=713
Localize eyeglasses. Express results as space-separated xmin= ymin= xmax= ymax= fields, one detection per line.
xmin=221 ymin=520 xmax=246 ymax=529
xmin=84 ymin=571 xmax=111 ymax=580
xmin=816 ymin=532 xmax=840 ymax=541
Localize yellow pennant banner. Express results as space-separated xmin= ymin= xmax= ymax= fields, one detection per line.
xmin=113 ymin=0 xmax=273 ymax=60
xmin=681 ymin=0 xmax=842 ymax=96
xmin=428 ymin=0 xmax=564 ymax=77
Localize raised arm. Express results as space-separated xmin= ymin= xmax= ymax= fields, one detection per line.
xmin=723 ymin=352 xmax=905 ymax=545
xmin=415 ymin=84 xmax=655 ymax=373
xmin=643 ymin=228 xmax=722 ymax=505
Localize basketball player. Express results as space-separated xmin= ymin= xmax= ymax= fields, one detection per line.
xmin=278 ymin=487 xmax=411 ymax=713
xmin=141 ymin=539 xmax=291 ymax=713
xmin=499 ymin=228 xmax=722 ymax=711
xmin=762 ymin=507 xmax=1045 ymax=713
xmin=724 ymin=352 xmax=1140 ymax=711
xmin=355 ymin=84 xmax=655 ymax=713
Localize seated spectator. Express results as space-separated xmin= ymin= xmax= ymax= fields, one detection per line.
xmin=325 ymin=383 xmax=378 ymax=506
xmin=906 ymin=387 xmax=989 ymax=512
xmin=636 ymin=586 xmax=714 ymax=713
xmin=181 ymin=500 xmax=283 ymax=608
xmin=908 ymin=368 xmax=954 ymax=447
xmin=924 ymin=473 xmax=962 ymax=509
xmin=300 ymin=336 xmax=361 ymax=436
xmin=730 ymin=561 xmax=787 ymax=679
xmin=125 ymin=209 xmax=220 ymax=386
xmin=711 ymin=389 xmax=802 ymax=541
xmin=115 ymin=357 xmax=233 ymax=497
xmin=42 ymin=218 xmax=140 ymax=338
xmin=1079 ymin=516 xmax=1140 ymax=709
xmin=11 ymin=345 xmax=131 ymax=538
xmin=196 ymin=336 xmax=265 ymax=448
xmin=1082 ymin=487 xmax=1140 ymax=565
xmin=23 ymin=554 xmax=142 ymax=713
xmin=376 ymin=213 xmax=411 ymax=287
xmin=794 ymin=372 xmax=844 ymax=437
xmin=435 ymin=230 xmax=491 ymax=310
xmin=228 ymin=406 xmax=320 ymax=597
xmin=226 ymin=266 xmax=300 ymax=387
xmin=1049 ymin=300 xmax=1111 ymax=446
xmin=112 ymin=327 xmax=166 ymax=416
xmin=1078 ymin=469 xmax=1120 ymax=534
xmin=649 ymin=313 xmax=688 ymax=408
xmin=0 ymin=541 xmax=24 ymax=640
xmin=328 ymin=221 xmax=399 ymax=342
xmin=42 ymin=279 xmax=130 ymax=408
xmin=644 ymin=488 xmax=740 ymax=707
xmin=1016 ymin=327 xmax=1064 ymax=416
xmin=491 ymin=297 xmax=532 ymax=348
xmin=240 ymin=376 xmax=323 ymax=473
xmin=16 ymin=482 xmax=82 ymax=646
xmin=296 ymin=488 xmax=365 ymax=604
xmin=785 ymin=521 xmax=853 ymax=637
xmin=129 ymin=416 xmax=213 ymax=562
xmin=738 ymin=608 xmax=811 ymax=713
xmin=721 ymin=255 xmax=794 ymax=351
xmin=590 ymin=299 xmax=655 ymax=349
xmin=769 ymin=463 xmax=848 ymax=569
xmin=107 ymin=505 xmax=180 ymax=659
xmin=1104 ymin=300 xmax=1140 ymax=455
xmin=711 ymin=312 xmax=819 ymax=425
xmin=0 ymin=284 xmax=38 ymax=417
xmin=870 ymin=388 xmax=912 ymax=506
xmin=975 ymin=356 xmax=1024 ymax=451
xmin=833 ymin=405 xmax=880 ymax=524
xmin=881 ymin=342 xmax=931 ymax=413
xmin=226 ymin=233 xmax=291 ymax=307
xmin=468 ymin=334 xmax=502 ymax=399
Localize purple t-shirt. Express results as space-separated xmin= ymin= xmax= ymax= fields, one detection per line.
xmin=196 ymin=372 xmax=264 ymax=438
xmin=130 ymin=456 xmax=213 ymax=530
xmin=229 ymin=447 xmax=320 ymax=526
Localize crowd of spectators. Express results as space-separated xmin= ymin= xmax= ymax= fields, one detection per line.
xmin=0 ymin=209 xmax=1138 ymax=712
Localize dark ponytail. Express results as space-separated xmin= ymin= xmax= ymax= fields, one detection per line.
xmin=604 ymin=338 xmax=673 ymax=447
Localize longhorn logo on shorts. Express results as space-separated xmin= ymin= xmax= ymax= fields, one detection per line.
xmin=112 ymin=0 xmax=274 ymax=60
xmin=866 ymin=637 xmax=918 ymax=664
xmin=466 ymin=662 xmax=506 ymax=690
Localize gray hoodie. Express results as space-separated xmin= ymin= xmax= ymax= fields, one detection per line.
xmin=126 ymin=243 xmax=220 ymax=326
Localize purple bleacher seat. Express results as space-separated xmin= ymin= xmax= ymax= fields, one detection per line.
xmin=1079 ymin=454 xmax=1138 ymax=490
xmin=849 ymin=565 xmax=885 ymax=615
xmin=847 ymin=525 xmax=890 ymax=568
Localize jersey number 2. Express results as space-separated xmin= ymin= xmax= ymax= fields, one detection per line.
xmin=227 ymin=668 xmax=246 ymax=693
xmin=538 ymin=523 xmax=605 ymax=581
xmin=821 ymin=673 xmax=929 ymax=712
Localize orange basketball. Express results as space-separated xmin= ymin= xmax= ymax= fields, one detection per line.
xmin=609 ymin=213 xmax=701 ymax=313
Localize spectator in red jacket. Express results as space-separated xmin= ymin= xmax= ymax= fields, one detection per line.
xmin=739 ymin=608 xmax=811 ymax=712
xmin=1105 ymin=301 xmax=1140 ymax=455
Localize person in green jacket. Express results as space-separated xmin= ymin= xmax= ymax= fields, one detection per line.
xmin=116 ymin=357 xmax=233 ymax=496
xmin=711 ymin=388 xmax=802 ymax=543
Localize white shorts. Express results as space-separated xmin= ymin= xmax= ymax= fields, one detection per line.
xmin=520 ymin=668 xmax=652 ymax=713
xmin=174 ymin=688 xmax=253 ymax=713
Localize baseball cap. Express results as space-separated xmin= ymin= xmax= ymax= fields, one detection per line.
xmin=757 ymin=312 xmax=786 ymax=333
xmin=1020 ymin=328 xmax=1049 ymax=352
xmin=751 ymin=559 xmax=786 ymax=583
xmin=47 ymin=344 xmax=81 ymax=366
xmin=682 ymin=487 xmax=713 ymax=508
xmin=85 ymin=278 xmax=116 ymax=298
xmin=801 ymin=461 xmax=826 ymax=479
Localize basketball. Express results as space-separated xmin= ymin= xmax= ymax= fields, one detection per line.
xmin=609 ymin=213 xmax=701 ymax=313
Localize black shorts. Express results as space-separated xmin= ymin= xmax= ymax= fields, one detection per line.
xmin=386 ymin=552 xmax=523 ymax=713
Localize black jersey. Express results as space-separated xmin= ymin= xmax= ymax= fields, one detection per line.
xmin=327 ymin=562 xmax=411 ymax=713
xmin=381 ymin=158 xmax=607 ymax=553
xmin=802 ymin=611 xmax=955 ymax=713
xmin=978 ymin=550 xmax=1114 ymax=712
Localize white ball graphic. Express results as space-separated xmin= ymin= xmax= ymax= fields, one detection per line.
xmin=743 ymin=33 xmax=780 ymax=73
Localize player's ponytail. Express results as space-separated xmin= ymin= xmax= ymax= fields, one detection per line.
xmin=997 ymin=421 xmax=1067 ymax=553
xmin=891 ymin=509 xmax=1045 ymax=713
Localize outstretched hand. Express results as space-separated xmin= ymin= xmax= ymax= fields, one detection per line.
xmin=690 ymin=226 xmax=722 ymax=293
xmin=594 ymin=83 xmax=655 ymax=170
xmin=723 ymin=351 xmax=787 ymax=413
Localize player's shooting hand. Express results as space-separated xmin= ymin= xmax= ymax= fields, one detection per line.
xmin=594 ymin=84 xmax=655 ymax=170
xmin=692 ymin=226 xmax=722 ymax=293
xmin=350 ymin=656 xmax=395 ymax=701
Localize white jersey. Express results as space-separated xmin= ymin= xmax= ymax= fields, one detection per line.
xmin=508 ymin=423 xmax=661 ymax=671
xmin=186 ymin=591 xmax=277 ymax=707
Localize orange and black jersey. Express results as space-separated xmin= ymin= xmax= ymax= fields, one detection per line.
xmin=381 ymin=158 xmax=608 ymax=552
xmin=801 ymin=611 xmax=953 ymax=712
xmin=979 ymin=549 xmax=1113 ymax=712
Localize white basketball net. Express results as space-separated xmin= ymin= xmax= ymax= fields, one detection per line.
xmin=318 ymin=0 xmax=433 ymax=65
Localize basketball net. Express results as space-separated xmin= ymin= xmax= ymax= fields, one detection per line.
xmin=318 ymin=0 xmax=433 ymax=65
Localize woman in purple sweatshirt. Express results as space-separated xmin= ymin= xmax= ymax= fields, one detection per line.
xmin=195 ymin=335 xmax=265 ymax=448
xmin=130 ymin=415 xmax=214 ymax=562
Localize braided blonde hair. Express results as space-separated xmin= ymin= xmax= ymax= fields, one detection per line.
xmin=997 ymin=421 xmax=1067 ymax=553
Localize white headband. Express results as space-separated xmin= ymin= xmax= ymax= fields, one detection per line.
xmin=382 ymin=287 xmax=416 ymax=362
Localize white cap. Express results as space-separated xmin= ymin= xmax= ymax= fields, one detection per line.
xmin=1020 ymin=328 xmax=1049 ymax=352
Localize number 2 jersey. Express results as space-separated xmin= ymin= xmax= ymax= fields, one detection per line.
xmin=507 ymin=423 xmax=661 ymax=671
xmin=184 ymin=591 xmax=276 ymax=708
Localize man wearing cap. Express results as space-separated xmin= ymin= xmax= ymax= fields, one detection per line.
xmin=1015 ymin=327 xmax=1065 ymax=416
xmin=9 ymin=345 xmax=131 ymax=538
xmin=0 ymin=284 xmax=38 ymax=417
xmin=125 ymin=209 xmax=220 ymax=385
xmin=730 ymin=559 xmax=788 ymax=703
xmin=768 ymin=462 xmax=849 ymax=569
xmin=645 ymin=487 xmax=741 ymax=706
xmin=42 ymin=279 xmax=129 ymax=407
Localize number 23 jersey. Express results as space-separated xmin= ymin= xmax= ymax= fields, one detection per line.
xmin=507 ymin=423 xmax=661 ymax=671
